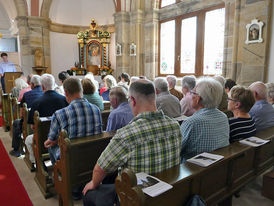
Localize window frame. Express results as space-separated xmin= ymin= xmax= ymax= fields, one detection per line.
xmin=158 ymin=3 xmax=225 ymax=77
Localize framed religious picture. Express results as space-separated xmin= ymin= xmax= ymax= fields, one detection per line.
xmin=87 ymin=40 xmax=102 ymax=66
xmin=245 ymin=19 xmax=264 ymax=44
xmin=116 ymin=43 xmax=122 ymax=56
xmin=130 ymin=43 xmax=136 ymax=56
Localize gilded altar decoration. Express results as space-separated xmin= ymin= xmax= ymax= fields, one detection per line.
xmin=77 ymin=19 xmax=112 ymax=75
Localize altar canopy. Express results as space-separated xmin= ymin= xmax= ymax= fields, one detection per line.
xmin=77 ymin=19 xmax=111 ymax=75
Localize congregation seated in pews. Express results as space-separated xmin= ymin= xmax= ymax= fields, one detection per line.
xmin=3 ymin=70 xmax=274 ymax=206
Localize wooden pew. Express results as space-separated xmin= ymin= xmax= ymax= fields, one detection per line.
xmin=22 ymin=103 xmax=34 ymax=171
xmin=102 ymin=110 xmax=110 ymax=130
xmin=7 ymin=93 xmax=14 ymax=137
xmin=103 ymin=101 xmax=111 ymax=110
xmin=12 ymin=97 xmax=20 ymax=120
xmin=54 ymin=130 xmax=115 ymax=206
xmin=115 ymin=126 xmax=274 ymax=206
xmin=33 ymin=111 xmax=54 ymax=198
xmin=1 ymin=91 xmax=9 ymax=131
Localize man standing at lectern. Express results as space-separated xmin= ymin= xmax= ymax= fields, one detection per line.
xmin=0 ymin=53 xmax=16 ymax=92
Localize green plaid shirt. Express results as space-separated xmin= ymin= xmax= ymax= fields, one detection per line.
xmin=97 ymin=111 xmax=182 ymax=174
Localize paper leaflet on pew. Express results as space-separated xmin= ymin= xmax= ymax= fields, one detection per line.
xmin=187 ymin=152 xmax=224 ymax=167
xmin=239 ymin=136 xmax=270 ymax=147
xmin=40 ymin=116 xmax=52 ymax=122
xmin=136 ymin=172 xmax=173 ymax=197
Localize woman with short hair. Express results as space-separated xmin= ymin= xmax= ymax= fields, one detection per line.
xmin=101 ymin=75 xmax=117 ymax=101
xmin=228 ymin=86 xmax=256 ymax=143
xmin=82 ymin=78 xmax=104 ymax=111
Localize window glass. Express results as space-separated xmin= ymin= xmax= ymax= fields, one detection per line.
xmin=203 ymin=8 xmax=225 ymax=75
xmin=0 ymin=38 xmax=18 ymax=52
xmin=181 ymin=17 xmax=197 ymax=74
xmin=160 ymin=20 xmax=175 ymax=74
xmin=161 ymin=0 xmax=176 ymax=7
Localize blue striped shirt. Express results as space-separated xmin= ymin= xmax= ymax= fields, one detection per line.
xmin=180 ymin=108 xmax=229 ymax=161
xmin=48 ymin=98 xmax=103 ymax=141
xmin=229 ymin=117 xmax=256 ymax=143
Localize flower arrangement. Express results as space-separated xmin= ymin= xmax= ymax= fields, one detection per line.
xmin=99 ymin=66 xmax=113 ymax=75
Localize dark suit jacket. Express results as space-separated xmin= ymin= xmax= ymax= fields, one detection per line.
xmin=28 ymin=90 xmax=68 ymax=124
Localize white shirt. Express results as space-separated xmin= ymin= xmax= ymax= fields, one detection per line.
xmin=0 ymin=61 xmax=16 ymax=75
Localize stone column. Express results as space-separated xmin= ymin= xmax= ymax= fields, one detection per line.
xmin=16 ymin=16 xmax=51 ymax=75
xmin=130 ymin=9 xmax=144 ymax=77
xmin=143 ymin=9 xmax=159 ymax=80
xmin=114 ymin=12 xmax=130 ymax=77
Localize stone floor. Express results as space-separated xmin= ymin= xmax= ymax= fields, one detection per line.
xmin=0 ymin=127 xmax=273 ymax=206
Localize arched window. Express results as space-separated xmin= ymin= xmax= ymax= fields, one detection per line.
xmin=159 ymin=4 xmax=225 ymax=77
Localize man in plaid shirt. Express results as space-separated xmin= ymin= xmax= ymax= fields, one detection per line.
xmin=44 ymin=77 xmax=103 ymax=165
xmin=83 ymin=79 xmax=182 ymax=206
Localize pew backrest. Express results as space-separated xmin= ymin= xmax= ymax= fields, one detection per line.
xmin=115 ymin=126 xmax=274 ymax=206
xmin=54 ymin=130 xmax=115 ymax=206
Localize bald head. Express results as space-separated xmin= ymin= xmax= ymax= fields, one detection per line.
xmin=129 ymin=79 xmax=156 ymax=102
xmin=249 ymin=81 xmax=267 ymax=100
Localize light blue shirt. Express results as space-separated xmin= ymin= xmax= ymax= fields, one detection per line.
xmin=106 ymin=102 xmax=134 ymax=132
xmin=249 ymin=100 xmax=274 ymax=132
xmin=180 ymin=108 xmax=229 ymax=161
xmin=0 ymin=61 xmax=16 ymax=75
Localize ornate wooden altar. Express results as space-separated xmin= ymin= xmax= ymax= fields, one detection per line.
xmin=77 ymin=19 xmax=111 ymax=75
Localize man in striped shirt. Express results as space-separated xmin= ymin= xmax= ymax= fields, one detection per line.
xmin=44 ymin=77 xmax=103 ymax=165
xmin=82 ymin=80 xmax=182 ymax=206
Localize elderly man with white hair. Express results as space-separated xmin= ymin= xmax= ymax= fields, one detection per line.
xmin=180 ymin=75 xmax=196 ymax=116
xmin=154 ymin=77 xmax=181 ymax=118
xmin=166 ymin=75 xmax=183 ymax=100
xmin=249 ymin=81 xmax=274 ymax=132
xmin=25 ymin=73 xmax=68 ymax=170
xmin=180 ymin=77 xmax=229 ymax=161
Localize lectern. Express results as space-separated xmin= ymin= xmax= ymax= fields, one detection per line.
xmin=3 ymin=72 xmax=23 ymax=93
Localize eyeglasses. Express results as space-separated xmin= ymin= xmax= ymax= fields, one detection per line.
xmin=190 ymin=90 xmax=200 ymax=96
xmin=227 ymin=97 xmax=238 ymax=102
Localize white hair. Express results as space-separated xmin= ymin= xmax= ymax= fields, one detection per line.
xmin=104 ymin=75 xmax=117 ymax=89
xmin=30 ymin=75 xmax=41 ymax=86
xmin=181 ymin=75 xmax=196 ymax=91
xmin=266 ymin=83 xmax=274 ymax=99
xmin=15 ymin=78 xmax=28 ymax=90
xmin=213 ymin=75 xmax=226 ymax=88
xmin=154 ymin=77 xmax=168 ymax=93
xmin=166 ymin=75 xmax=177 ymax=88
xmin=249 ymin=81 xmax=267 ymax=99
xmin=41 ymin=73 xmax=55 ymax=90
xmin=196 ymin=77 xmax=223 ymax=108
xmin=130 ymin=76 xmax=139 ymax=84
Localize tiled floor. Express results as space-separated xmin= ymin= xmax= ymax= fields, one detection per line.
xmin=0 ymin=127 xmax=273 ymax=206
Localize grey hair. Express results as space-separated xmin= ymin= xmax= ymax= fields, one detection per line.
xmin=181 ymin=75 xmax=196 ymax=91
xmin=104 ymin=75 xmax=117 ymax=89
xmin=196 ymin=77 xmax=223 ymax=108
xmin=249 ymin=81 xmax=267 ymax=99
xmin=213 ymin=75 xmax=226 ymax=88
xmin=30 ymin=75 xmax=41 ymax=86
xmin=166 ymin=75 xmax=177 ymax=88
xmin=109 ymin=86 xmax=128 ymax=103
xmin=154 ymin=77 xmax=168 ymax=92
xmin=130 ymin=76 xmax=139 ymax=84
xmin=15 ymin=78 xmax=28 ymax=90
xmin=266 ymin=83 xmax=274 ymax=99
xmin=41 ymin=73 xmax=55 ymax=90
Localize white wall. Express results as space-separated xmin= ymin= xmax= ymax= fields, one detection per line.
xmin=267 ymin=1 xmax=274 ymax=83
xmin=49 ymin=0 xmax=115 ymax=26
xmin=50 ymin=32 xmax=79 ymax=82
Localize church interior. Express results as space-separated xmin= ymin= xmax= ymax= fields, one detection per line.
xmin=0 ymin=0 xmax=274 ymax=205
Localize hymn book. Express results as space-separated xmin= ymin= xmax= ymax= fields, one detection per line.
xmin=239 ymin=137 xmax=270 ymax=147
xmin=187 ymin=152 xmax=224 ymax=167
xmin=136 ymin=172 xmax=173 ymax=197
